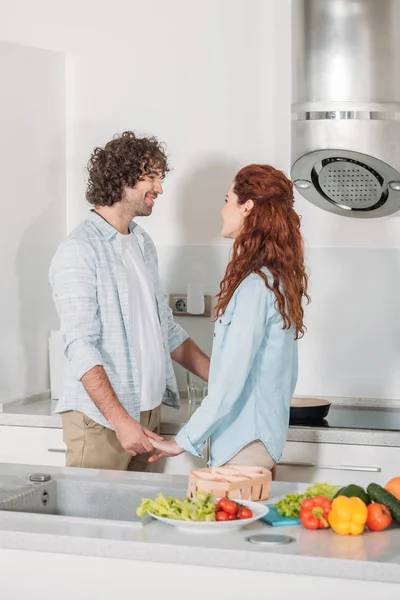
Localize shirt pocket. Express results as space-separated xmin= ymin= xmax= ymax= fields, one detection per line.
xmin=217 ymin=311 xmax=233 ymax=327
xmin=214 ymin=311 xmax=233 ymax=342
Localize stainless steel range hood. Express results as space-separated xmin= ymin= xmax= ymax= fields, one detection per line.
xmin=291 ymin=0 xmax=400 ymax=218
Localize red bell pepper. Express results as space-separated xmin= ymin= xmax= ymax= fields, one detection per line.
xmin=300 ymin=496 xmax=332 ymax=530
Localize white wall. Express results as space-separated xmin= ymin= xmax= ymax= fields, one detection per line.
xmin=0 ymin=40 xmax=65 ymax=400
xmin=0 ymin=0 xmax=290 ymax=393
xmin=0 ymin=0 xmax=283 ymax=243
xmin=1 ymin=0 xmax=399 ymax=400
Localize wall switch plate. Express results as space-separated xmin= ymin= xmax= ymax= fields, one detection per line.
xmin=169 ymin=294 xmax=212 ymax=318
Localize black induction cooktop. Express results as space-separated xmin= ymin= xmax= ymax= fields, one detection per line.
xmin=290 ymin=405 xmax=400 ymax=432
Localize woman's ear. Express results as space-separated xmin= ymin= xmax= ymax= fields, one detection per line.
xmin=242 ymin=199 xmax=254 ymax=214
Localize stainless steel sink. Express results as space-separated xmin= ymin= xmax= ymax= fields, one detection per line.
xmin=0 ymin=474 xmax=186 ymax=523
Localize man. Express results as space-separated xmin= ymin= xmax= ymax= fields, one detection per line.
xmin=49 ymin=131 xmax=210 ymax=471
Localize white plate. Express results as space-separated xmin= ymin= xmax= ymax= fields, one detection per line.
xmin=148 ymin=499 xmax=269 ymax=534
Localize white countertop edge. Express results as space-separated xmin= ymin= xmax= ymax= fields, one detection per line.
xmin=0 ymin=524 xmax=399 ymax=584
xmin=287 ymin=427 xmax=400 ymax=446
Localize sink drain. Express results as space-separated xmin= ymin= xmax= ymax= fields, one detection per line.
xmin=245 ymin=534 xmax=295 ymax=546
xmin=30 ymin=473 xmax=51 ymax=483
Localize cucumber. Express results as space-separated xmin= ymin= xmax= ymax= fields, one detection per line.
xmin=333 ymin=484 xmax=371 ymax=505
xmin=367 ymin=483 xmax=400 ymax=523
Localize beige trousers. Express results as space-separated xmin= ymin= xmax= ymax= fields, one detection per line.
xmin=62 ymin=406 xmax=161 ymax=472
xmin=225 ymin=440 xmax=276 ymax=473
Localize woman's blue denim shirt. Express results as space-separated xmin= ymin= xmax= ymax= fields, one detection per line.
xmin=175 ymin=270 xmax=298 ymax=466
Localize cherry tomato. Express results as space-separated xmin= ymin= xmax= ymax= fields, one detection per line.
xmin=216 ymin=498 xmax=229 ymax=511
xmin=238 ymin=507 xmax=253 ymax=519
xmin=216 ymin=511 xmax=229 ymax=521
xmin=227 ymin=513 xmax=237 ymax=520
xmin=224 ymin=501 xmax=239 ymax=516
xmin=366 ymin=503 xmax=392 ymax=532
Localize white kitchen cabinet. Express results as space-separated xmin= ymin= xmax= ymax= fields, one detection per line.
xmin=276 ymin=441 xmax=400 ymax=487
xmin=0 ymin=426 xmax=66 ymax=467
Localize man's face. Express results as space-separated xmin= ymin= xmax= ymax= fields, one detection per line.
xmin=123 ymin=171 xmax=164 ymax=217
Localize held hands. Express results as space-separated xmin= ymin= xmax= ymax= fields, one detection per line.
xmin=147 ymin=439 xmax=184 ymax=463
xmin=115 ymin=417 xmax=163 ymax=456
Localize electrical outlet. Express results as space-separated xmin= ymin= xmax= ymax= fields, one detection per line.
xmin=173 ymin=296 xmax=187 ymax=313
xmin=169 ymin=294 xmax=212 ymax=318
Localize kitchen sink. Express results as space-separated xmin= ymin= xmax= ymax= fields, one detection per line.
xmin=0 ymin=474 xmax=186 ymax=524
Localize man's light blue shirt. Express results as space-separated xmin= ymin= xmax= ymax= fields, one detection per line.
xmin=49 ymin=210 xmax=189 ymax=428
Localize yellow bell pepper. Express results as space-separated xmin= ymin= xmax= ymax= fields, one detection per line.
xmin=328 ymin=496 xmax=368 ymax=536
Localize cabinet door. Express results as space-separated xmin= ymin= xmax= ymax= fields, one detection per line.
xmin=275 ymin=441 xmax=400 ymax=487
xmin=0 ymin=426 xmax=66 ymax=467
xmin=152 ymin=435 xmax=207 ymax=475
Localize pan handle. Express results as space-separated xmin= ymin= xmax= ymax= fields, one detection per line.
xmin=278 ymin=461 xmax=381 ymax=472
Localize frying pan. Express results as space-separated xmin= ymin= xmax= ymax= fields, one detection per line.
xmin=289 ymin=397 xmax=331 ymax=424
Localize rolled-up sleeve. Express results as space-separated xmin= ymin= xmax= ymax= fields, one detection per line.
xmin=49 ymin=238 xmax=104 ymax=381
xmin=175 ymin=276 xmax=269 ymax=457
xmin=165 ymin=301 xmax=190 ymax=353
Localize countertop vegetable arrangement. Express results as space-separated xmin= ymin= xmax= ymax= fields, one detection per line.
xmin=275 ymin=477 xmax=400 ymax=535
xmin=136 ymin=491 xmax=254 ymax=522
xmin=137 ymin=476 xmax=400 ymax=533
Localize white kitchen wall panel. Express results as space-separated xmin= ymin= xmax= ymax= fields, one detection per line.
xmin=0 ymin=41 xmax=65 ymax=400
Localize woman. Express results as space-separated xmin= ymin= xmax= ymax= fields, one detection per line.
xmin=149 ymin=164 xmax=310 ymax=469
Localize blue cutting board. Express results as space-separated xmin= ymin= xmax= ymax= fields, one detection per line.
xmin=261 ymin=505 xmax=301 ymax=527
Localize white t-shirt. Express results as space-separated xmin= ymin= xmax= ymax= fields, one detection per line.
xmin=119 ymin=233 xmax=165 ymax=412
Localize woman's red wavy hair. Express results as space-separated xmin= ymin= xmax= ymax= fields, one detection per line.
xmin=215 ymin=164 xmax=310 ymax=339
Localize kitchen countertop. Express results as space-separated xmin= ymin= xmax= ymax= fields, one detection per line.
xmin=0 ymin=394 xmax=188 ymax=435
xmin=0 ymin=462 xmax=399 ymax=584
xmin=1 ymin=394 xmax=400 ymax=447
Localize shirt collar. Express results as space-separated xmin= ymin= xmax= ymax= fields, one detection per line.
xmin=87 ymin=210 xmax=144 ymax=241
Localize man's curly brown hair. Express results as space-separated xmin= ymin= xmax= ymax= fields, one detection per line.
xmin=86 ymin=131 xmax=170 ymax=207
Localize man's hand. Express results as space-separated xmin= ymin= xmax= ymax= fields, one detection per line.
xmin=115 ymin=417 xmax=163 ymax=456
xmin=81 ymin=366 xmax=163 ymax=456
xmin=147 ymin=439 xmax=184 ymax=463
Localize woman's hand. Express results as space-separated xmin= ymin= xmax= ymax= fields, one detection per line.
xmin=148 ymin=439 xmax=184 ymax=463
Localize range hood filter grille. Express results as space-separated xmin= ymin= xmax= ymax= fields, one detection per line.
xmin=292 ymin=149 xmax=400 ymax=218
xmin=314 ymin=158 xmax=384 ymax=211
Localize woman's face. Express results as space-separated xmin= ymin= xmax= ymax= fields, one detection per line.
xmin=221 ymin=182 xmax=252 ymax=239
